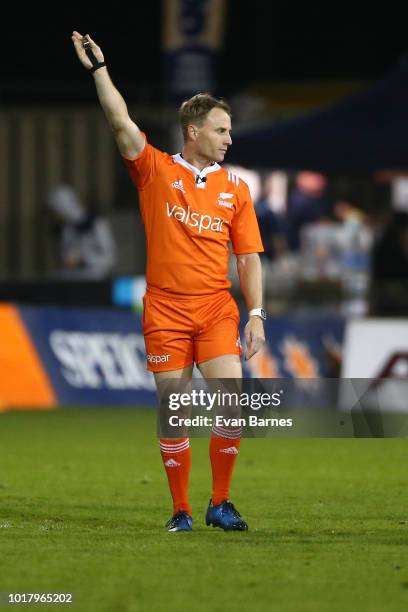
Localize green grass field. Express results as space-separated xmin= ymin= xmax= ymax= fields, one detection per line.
xmin=0 ymin=409 xmax=407 ymax=612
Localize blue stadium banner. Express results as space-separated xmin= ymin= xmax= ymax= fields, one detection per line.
xmin=18 ymin=306 xmax=156 ymax=407
xmin=243 ymin=315 xmax=345 ymax=379
xmin=162 ymin=0 xmax=226 ymax=103
xmin=16 ymin=305 xmax=344 ymax=407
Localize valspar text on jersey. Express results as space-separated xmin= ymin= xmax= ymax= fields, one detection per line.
xmin=166 ymin=202 xmax=228 ymax=233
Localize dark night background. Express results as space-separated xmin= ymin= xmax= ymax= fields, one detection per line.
xmin=1 ymin=4 xmax=407 ymax=104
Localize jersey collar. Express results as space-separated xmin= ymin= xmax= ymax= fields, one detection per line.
xmin=172 ymin=153 xmax=221 ymax=180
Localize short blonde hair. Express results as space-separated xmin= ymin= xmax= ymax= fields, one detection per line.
xmin=178 ymin=93 xmax=231 ymax=140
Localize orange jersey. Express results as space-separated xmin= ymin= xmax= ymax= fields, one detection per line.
xmin=124 ymin=135 xmax=263 ymax=295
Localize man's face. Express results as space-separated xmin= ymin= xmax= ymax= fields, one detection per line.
xmin=191 ymin=108 xmax=232 ymax=163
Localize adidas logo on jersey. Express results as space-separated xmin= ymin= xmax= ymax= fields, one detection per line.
xmin=171 ymin=179 xmax=186 ymax=193
xmin=220 ymin=446 xmax=239 ymax=455
xmin=164 ymin=458 xmax=181 ymax=467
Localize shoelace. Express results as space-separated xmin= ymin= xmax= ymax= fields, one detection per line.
xmin=166 ymin=511 xmax=187 ymax=527
xmin=165 ymin=514 xmax=180 ymax=527
xmin=224 ymin=501 xmax=242 ymax=518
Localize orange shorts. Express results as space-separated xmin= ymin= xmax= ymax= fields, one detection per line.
xmin=142 ymin=286 xmax=241 ymax=372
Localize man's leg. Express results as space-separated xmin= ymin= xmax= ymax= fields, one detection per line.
xmin=143 ymin=289 xmax=196 ymax=528
xmin=198 ymin=355 xmax=245 ymax=513
xmin=155 ymin=367 xmax=193 ymax=523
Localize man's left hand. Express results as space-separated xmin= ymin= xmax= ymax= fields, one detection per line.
xmin=244 ymin=317 xmax=265 ymax=360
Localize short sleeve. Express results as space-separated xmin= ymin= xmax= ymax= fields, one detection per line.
xmin=122 ymin=133 xmax=165 ymax=191
xmin=230 ymin=180 xmax=264 ymax=254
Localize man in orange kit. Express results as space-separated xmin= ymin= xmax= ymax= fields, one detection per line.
xmin=72 ymin=31 xmax=266 ymax=531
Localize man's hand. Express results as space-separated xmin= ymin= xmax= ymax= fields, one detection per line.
xmin=71 ymin=30 xmax=144 ymax=158
xmin=244 ymin=316 xmax=265 ymax=360
xmin=71 ymin=31 xmax=104 ymax=70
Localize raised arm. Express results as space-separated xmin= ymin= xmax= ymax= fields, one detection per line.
xmin=71 ymin=31 xmax=144 ymax=160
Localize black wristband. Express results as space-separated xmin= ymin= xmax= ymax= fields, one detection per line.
xmin=90 ymin=62 xmax=106 ymax=74
xmin=82 ymin=36 xmax=106 ymax=74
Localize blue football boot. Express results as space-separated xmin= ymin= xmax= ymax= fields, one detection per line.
xmin=205 ymin=499 xmax=248 ymax=531
xmin=165 ymin=511 xmax=193 ymax=532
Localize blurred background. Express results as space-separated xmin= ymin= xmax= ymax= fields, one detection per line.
xmin=1 ymin=1 xmax=408 ymax=408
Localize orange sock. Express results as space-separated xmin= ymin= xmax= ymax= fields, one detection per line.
xmin=209 ymin=427 xmax=241 ymax=506
xmin=160 ymin=438 xmax=192 ymax=515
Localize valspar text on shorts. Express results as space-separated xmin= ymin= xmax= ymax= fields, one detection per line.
xmin=146 ymin=353 xmax=171 ymax=364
